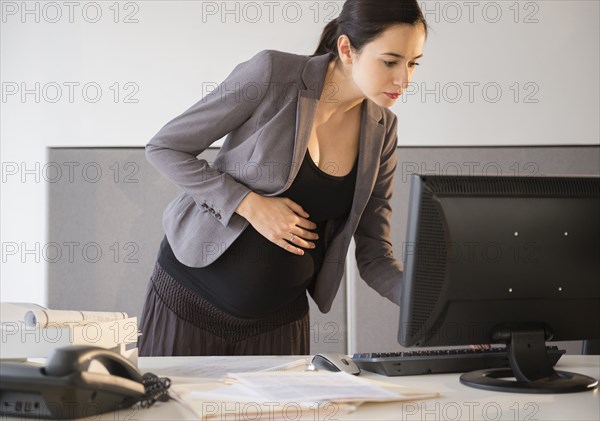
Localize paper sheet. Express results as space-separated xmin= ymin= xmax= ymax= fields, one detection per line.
xmin=169 ymin=388 xmax=357 ymax=421
xmin=172 ymin=370 xmax=440 ymax=420
xmin=226 ymin=371 xmax=400 ymax=402
xmin=149 ymin=356 xmax=310 ymax=379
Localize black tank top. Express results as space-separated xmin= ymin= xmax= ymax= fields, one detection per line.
xmin=158 ymin=150 xmax=358 ymax=318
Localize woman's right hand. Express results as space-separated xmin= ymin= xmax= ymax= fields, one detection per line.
xmin=235 ymin=192 xmax=319 ymax=255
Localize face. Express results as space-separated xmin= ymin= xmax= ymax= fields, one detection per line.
xmin=341 ymin=23 xmax=426 ymax=107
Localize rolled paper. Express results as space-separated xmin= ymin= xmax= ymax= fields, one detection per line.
xmin=24 ymin=309 xmax=128 ymax=328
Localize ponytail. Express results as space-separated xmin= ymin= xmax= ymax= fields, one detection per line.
xmin=311 ymin=0 xmax=428 ymax=58
xmin=312 ymin=18 xmax=339 ymax=56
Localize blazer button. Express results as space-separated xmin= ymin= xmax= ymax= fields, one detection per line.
xmin=209 ymin=208 xmax=215 ymax=214
xmin=215 ymin=213 xmax=222 ymax=220
xmin=201 ymin=202 xmax=208 ymax=209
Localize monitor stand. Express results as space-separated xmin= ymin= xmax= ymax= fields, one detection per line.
xmin=460 ymin=325 xmax=598 ymax=393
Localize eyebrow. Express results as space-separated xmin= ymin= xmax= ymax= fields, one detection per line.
xmin=381 ymin=52 xmax=423 ymax=60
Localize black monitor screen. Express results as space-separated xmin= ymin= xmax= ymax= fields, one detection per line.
xmin=398 ymin=175 xmax=600 ymax=393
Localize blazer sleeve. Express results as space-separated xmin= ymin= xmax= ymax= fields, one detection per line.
xmin=353 ymin=114 xmax=403 ymax=305
xmin=145 ymin=50 xmax=273 ymax=227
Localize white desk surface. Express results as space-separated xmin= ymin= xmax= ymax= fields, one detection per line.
xmin=123 ymin=355 xmax=600 ymax=421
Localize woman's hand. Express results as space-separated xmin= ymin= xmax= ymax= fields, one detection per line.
xmin=235 ymin=192 xmax=319 ymax=255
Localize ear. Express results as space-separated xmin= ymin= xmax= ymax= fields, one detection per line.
xmin=336 ymin=34 xmax=356 ymax=65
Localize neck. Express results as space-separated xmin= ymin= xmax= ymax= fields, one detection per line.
xmin=319 ymin=57 xmax=365 ymax=120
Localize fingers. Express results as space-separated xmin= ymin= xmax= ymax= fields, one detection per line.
xmin=291 ymin=221 xmax=319 ymax=240
xmin=277 ymin=227 xmax=317 ymax=256
xmin=282 ymin=199 xmax=318 ymax=250
xmin=285 ymin=199 xmax=310 ymax=219
xmin=265 ymin=198 xmax=319 ymax=255
xmin=278 ymin=239 xmax=304 ymax=256
xmin=295 ymin=216 xmax=318 ymax=233
xmin=288 ymin=229 xmax=318 ymax=250
xmin=283 ymin=201 xmax=316 ymax=230
xmin=274 ymin=228 xmax=317 ymax=255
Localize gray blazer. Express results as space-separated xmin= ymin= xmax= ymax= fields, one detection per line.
xmin=146 ymin=49 xmax=403 ymax=313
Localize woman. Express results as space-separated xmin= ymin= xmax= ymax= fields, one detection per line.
xmin=139 ymin=0 xmax=427 ymax=356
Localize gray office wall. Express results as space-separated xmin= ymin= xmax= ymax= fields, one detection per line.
xmin=47 ymin=146 xmax=599 ymax=354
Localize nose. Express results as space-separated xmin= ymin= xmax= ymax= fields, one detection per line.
xmin=393 ymin=66 xmax=411 ymax=94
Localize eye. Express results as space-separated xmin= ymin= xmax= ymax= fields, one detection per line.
xmin=383 ymin=61 xmax=397 ymax=67
xmin=409 ymin=62 xmax=421 ymax=68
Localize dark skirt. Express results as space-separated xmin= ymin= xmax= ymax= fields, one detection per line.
xmin=138 ymin=262 xmax=310 ymax=356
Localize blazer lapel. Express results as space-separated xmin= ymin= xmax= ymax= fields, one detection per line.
xmin=350 ymin=99 xmax=386 ymax=219
xmin=288 ymin=91 xmax=319 ymax=183
xmin=279 ymin=53 xmax=333 ymax=192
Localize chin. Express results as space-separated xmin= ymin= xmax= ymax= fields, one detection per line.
xmin=371 ymin=96 xmax=395 ymax=108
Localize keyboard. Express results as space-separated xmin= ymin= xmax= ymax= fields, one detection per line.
xmin=352 ymin=346 xmax=565 ymax=376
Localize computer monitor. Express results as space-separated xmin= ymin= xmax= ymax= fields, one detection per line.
xmin=399 ymin=174 xmax=600 ymax=393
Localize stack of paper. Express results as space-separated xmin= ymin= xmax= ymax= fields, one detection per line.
xmin=172 ymin=370 xmax=440 ymax=420
xmin=0 ymin=302 xmax=137 ymax=361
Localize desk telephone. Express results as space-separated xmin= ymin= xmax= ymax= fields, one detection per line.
xmin=0 ymin=345 xmax=170 ymax=419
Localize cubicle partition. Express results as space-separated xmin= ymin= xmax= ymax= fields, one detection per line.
xmin=46 ymin=146 xmax=347 ymax=354
xmin=47 ymin=146 xmax=599 ymax=354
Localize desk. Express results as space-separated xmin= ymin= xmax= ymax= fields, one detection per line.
xmin=123 ymin=355 xmax=599 ymax=421
xmin=4 ymin=356 xmax=597 ymax=420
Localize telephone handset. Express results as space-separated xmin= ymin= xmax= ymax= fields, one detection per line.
xmin=0 ymin=345 xmax=151 ymax=419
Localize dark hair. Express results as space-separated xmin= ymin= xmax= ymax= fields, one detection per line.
xmin=313 ymin=0 xmax=428 ymax=57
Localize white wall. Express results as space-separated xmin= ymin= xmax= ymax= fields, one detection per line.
xmin=2 ymin=1 xmax=599 ymax=304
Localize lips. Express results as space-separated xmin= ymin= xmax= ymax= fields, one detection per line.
xmin=384 ymin=92 xmax=400 ymax=99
